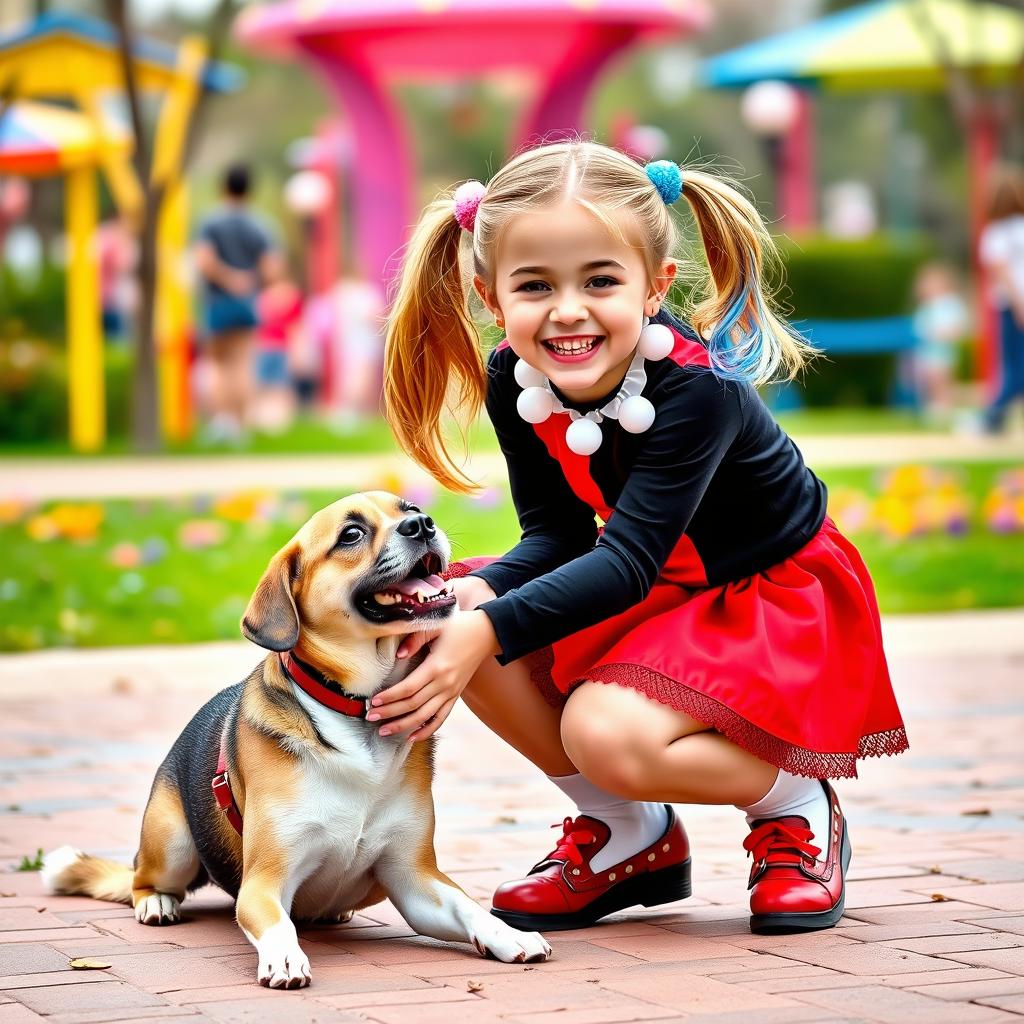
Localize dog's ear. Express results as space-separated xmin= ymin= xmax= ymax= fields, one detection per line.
xmin=242 ymin=545 xmax=300 ymax=651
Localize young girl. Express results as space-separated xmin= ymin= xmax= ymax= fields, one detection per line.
xmin=374 ymin=140 xmax=908 ymax=936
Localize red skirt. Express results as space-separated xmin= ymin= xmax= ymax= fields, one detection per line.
xmin=449 ymin=517 xmax=908 ymax=780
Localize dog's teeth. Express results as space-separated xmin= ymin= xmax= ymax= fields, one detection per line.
xmin=373 ymin=592 xmax=397 ymax=605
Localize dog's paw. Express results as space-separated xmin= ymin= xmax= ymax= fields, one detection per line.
xmin=471 ymin=918 xmax=551 ymax=964
xmin=258 ymin=947 xmax=311 ymax=989
xmin=134 ymin=893 xmax=181 ymax=925
xmin=256 ymin=924 xmax=312 ymax=989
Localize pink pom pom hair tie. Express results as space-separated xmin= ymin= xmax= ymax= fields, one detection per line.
xmin=453 ymin=180 xmax=487 ymax=233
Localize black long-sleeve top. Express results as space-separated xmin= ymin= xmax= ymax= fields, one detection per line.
xmin=472 ymin=312 xmax=828 ymax=666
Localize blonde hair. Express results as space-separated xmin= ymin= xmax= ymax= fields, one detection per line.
xmin=384 ymin=139 xmax=814 ymax=493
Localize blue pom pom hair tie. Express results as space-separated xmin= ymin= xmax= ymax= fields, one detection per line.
xmin=644 ymin=160 xmax=683 ymax=205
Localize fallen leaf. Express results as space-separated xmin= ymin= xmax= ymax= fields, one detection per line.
xmin=928 ymin=865 xmax=943 ymax=874
xmin=930 ymin=893 xmax=952 ymax=902
xmin=0 ymin=891 xmax=15 ymax=897
xmin=467 ymin=980 xmax=484 ymax=993
xmin=495 ymin=815 xmax=517 ymax=825
xmin=69 ymin=958 xmax=111 ymax=970
xmin=961 ymin=808 xmax=992 ymax=817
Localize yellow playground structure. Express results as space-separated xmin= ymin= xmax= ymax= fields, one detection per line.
xmin=0 ymin=13 xmax=240 ymax=451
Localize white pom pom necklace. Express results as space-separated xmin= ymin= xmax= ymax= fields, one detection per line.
xmin=514 ymin=319 xmax=674 ymax=456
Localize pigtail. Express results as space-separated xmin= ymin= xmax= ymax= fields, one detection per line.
xmin=384 ymin=195 xmax=486 ymax=495
xmin=680 ymin=168 xmax=816 ymax=386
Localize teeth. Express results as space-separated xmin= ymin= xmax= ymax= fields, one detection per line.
xmin=549 ymin=338 xmax=596 ymax=355
xmin=372 ymin=586 xmax=451 ymax=607
xmin=373 ymin=592 xmax=398 ymax=605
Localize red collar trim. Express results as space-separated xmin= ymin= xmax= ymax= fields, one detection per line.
xmin=279 ymin=651 xmax=368 ymax=718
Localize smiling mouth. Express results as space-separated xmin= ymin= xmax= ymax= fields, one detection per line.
xmin=543 ymin=336 xmax=604 ymax=357
xmin=356 ymin=553 xmax=457 ymax=623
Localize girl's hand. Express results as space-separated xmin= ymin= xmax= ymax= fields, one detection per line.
xmin=370 ymin=609 xmax=499 ymax=742
xmin=395 ymin=576 xmax=497 ymax=661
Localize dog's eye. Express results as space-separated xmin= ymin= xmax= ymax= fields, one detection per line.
xmin=405 ymin=504 xmax=421 ymax=514
xmin=335 ymin=525 xmax=365 ymax=548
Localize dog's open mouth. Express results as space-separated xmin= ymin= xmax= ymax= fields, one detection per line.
xmin=357 ymin=553 xmax=458 ymax=623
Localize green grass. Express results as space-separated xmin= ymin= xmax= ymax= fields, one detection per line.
xmin=1 ymin=462 xmax=1021 ymax=652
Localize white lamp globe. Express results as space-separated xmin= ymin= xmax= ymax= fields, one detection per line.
xmin=565 ymin=417 xmax=603 ymax=456
xmin=514 ymin=359 xmax=547 ymax=389
xmin=638 ymin=322 xmax=674 ymax=361
xmin=618 ymin=395 xmax=656 ymax=434
xmin=516 ymin=387 xmax=554 ymax=424
xmin=740 ymin=80 xmax=800 ymax=139
xmin=284 ymin=170 xmax=332 ymax=217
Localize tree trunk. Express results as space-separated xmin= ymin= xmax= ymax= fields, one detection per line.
xmin=132 ymin=190 xmax=162 ymax=451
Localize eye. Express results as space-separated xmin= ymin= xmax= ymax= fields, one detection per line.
xmin=334 ymin=524 xmax=366 ymax=548
xmin=588 ymin=276 xmax=619 ymax=288
xmin=517 ymin=280 xmax=550 ymax=293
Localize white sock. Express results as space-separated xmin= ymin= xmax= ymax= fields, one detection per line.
xmin=739 ymin=770 xmax=830 ymax=842
xmin=547 ymin=773 xmax=669 ymax=873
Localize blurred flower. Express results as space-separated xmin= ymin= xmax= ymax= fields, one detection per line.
xmin=26 ymin=515 xmax=59 ymax=542
xmin=140 ymin=537 xmax=168 ymax=566
xmin=179 ymin=519 xmax=227 ymax=549
xmin=0 ymin=498 xmax=31 ymax=525
xmin=472 ymin=486 xmax=503 ymax=510
xmin=110 ymin=542 xmax=142 ymax=569
xmin=118 ymin=572 xmax=145 ymax=594
xmin=48 ymin=503 xmax=104 ymax=542
xmin=827 ymin=487 xmax=871 ymax=534
xmin=214 ymin=491 xmax=270 ymax=523
xmin=404 ymin=480 xmax=439 ymax=510
xmin=375 ymin=473 xmax=405 ymax=496
xmin=982 ymin=469 xmax=1024 ymax=533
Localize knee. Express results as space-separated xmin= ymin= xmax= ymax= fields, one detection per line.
xmin=560 ymin=715 xmax=651 ymax=801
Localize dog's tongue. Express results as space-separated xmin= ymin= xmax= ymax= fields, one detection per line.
xmin=392 ymin=573 xmax=446 ymax=597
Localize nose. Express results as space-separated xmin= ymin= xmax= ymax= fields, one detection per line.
xmin=397 ymin=513 xmax=436 ymax=541
xmin=549 ymin=295 xmax=588 ymax=326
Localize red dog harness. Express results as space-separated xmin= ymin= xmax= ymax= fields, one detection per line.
xmin=211 ymin=651 xmax=370 ymax=835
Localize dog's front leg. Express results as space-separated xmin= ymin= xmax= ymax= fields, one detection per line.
xmin=236 ymin=840 xmax=312 ymax=989
xmin=376 ymin=848 xmax=551 ymax=964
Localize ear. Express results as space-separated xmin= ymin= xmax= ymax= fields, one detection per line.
xmin=473 ymin=274 xmax=503 ymax=324
xmin=242 ymin=544 xmax=300 ymax=651
xmin=645 ymin=260 xmax=677 ymax=317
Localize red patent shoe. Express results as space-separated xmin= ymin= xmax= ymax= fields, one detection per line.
xmin=744 ymin=781 xmax=851 ymax=934
xmin=491 ymin=805 xmax=691 ymax=932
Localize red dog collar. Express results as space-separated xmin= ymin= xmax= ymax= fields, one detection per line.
xmin=279 ymin=651 xmax=368 ymax=718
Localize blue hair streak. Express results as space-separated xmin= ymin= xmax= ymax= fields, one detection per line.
xmin=704 ymin=258 xmax=802 ymax=385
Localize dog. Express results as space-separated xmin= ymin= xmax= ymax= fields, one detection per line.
xmin=42 ymin=492 xmax=551 ymax=988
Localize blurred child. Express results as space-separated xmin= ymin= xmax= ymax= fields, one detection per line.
xmin=253 ymin=278 xmax=304 ymax=433
xmin=911 ymin=263 xmax=969 ymax=423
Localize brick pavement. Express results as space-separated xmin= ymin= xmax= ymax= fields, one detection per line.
xmin=1 ymin=611 xmax=1022 ymax=1022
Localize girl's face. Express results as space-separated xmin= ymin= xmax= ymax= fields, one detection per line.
xmin=475 ymin=201 xmax=675 ymax=404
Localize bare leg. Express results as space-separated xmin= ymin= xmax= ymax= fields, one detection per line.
xmin=560 ymin=682 xmax=778 ymax=807
xmin=461 ymin=653 xmax=576 ymax=776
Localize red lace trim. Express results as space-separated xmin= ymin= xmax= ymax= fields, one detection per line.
xmin=585 ymin=662 xmax=908 ymax=780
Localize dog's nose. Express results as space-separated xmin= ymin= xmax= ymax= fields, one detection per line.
xmin=397 ymin=513 xmax=436 ymax=541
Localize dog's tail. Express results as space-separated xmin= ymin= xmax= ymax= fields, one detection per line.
xmin=41 ymin=846 xmax=133 ymax=905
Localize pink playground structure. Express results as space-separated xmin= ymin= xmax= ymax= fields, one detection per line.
xmin=236 ymin=0 xmax=710 ymax=297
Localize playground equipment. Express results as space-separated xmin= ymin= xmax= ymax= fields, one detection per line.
xmin=702 ymin=0 xmax=1024 ymax=390
xmin=0 ymin=103 xmax=130 ymax=451
xmin=0 ymin=13 xmax=240 ymax=450
xmin=236 ymin=0 xmax=711 ymax=298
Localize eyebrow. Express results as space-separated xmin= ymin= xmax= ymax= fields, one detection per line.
xmin=510 ymin=259 xmax=626 ymax=276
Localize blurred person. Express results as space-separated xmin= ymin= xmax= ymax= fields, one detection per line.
xmin=97 ymin=214 xmax=138 ymax=344
xmin=980 ymin=167 xmax=1024 ymax=433
xmin=911 ymin=262 xmax=969 ymax=423
xmin=194 ymin=164 xmax=283 ymax=443
xmin=253 ymin=277 xmax=304 ymax=433
xmin=328 ymin=269 xmax=385 ymax=431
